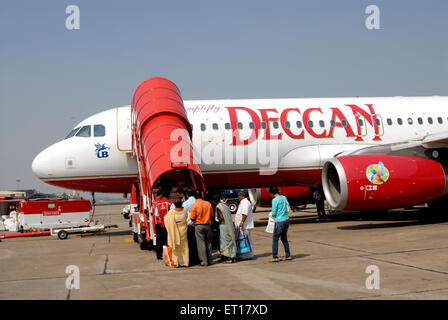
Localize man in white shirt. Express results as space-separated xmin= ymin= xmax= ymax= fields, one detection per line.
xmin=234 ymin=191 xmax=254 ymax=260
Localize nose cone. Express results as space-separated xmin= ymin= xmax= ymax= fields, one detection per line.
xmin=32 ymin=147 xmax=54 ymax=179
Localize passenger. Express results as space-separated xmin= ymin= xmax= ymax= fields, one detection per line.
xmin=151 ymin=190 xmax=164 ymax=249
xmin=234 ymin=191 xmax=255 ymax=260
xmin=154 ymin=189 xmax=173 ymax=260
xmin=268 ymin=186 xmax=292 ymax=262
xmin=207 ymin=191 xmax=220 ymax=251
xmin=211 ymin=193 xmax=237 ymax=264
xmin=183 ymin=189 xmax=200 ymax=266
xmin=313 ymin=188 xmax=326 ymax=222
xmin=190 ymin=192 xmax=214 ymax=266
xmin=176 ymin=188 xmax=187 ymax=203
xmin=164 ymin=198 xmax=189 ymax=267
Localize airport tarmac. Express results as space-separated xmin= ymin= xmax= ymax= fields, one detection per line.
xmin=1 ymin=204 xmax=448 ymax=300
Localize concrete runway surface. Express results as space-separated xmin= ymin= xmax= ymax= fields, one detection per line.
xmin=1 ymin=204 xmax=448 ymax=300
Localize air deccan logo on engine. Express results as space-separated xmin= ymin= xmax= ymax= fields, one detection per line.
xmin=366 ymin=161 xmax=389 ymax=185
xmin=94 ymin=143 xmax=110 ymax=159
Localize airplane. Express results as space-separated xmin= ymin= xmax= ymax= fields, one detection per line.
xmin=32 ymin=77 xmax=448 ymax=228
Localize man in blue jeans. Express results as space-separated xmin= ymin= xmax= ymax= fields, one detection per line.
xmin=268 ymin=186 xmax=292 ymax=262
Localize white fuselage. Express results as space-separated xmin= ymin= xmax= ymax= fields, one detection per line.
xmin=32 ymin=96 xmax=448 ymax=192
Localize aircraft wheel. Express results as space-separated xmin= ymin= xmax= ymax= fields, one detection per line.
xmin=427 ymin=195 xmax=448 ymax=211
xmin=227 ymin=201 xmax=238 ymax=214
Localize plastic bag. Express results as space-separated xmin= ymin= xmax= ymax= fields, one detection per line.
xmin=237 ymin=229 xmax=252 ymax=255
xmin=4 ymin=219 xmax=18 ymax=231
xmin=163 ymin=245 xmax=175 ymax=267
xmin=265 ymin=213 xmax=275 ymax=233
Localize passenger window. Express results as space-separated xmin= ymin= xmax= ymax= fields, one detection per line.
xmin=438 ymin=117 xmax=443 ymax=124
xmin=212 ymin=123 xmax=219 ymax=130
xmin=428 ymin=117 xmax=433 ymax=124
xmin=237 ymin=122 xmax=243 ymax=130
xmin=397 ymin=118 xmax=403 ymax=125
xmin=273 ymin=122 xmax=279 ymax=129
xmin=417 ymin=118 xmax=423 ymax=125
xmin=358 ymin=119 xmax=364 ymax=126
xmin=225 ymin=123 xmax=231 ymax=130
xmin=284 ymin=121 xmax=291 ymax=129
xmin=249 ymin=122 xmax=255 ymax=129
xmin=200 ymin=124 xmax=206 ymax=131
xmin=319 ymin=120 xmax=325 ymax=128
xmin=330 ymin=120 xmax=336 ymax=127
xmin=65 ymin=127 xmax=80 ymax=139
xmin=341 ymin=120 xmax=347 ymax=127
xmin=374 ymin=119 xmax=381 ymax=126
xmin=308 ymin=120 xmax=313 ymax=128
xmin=387 ymin=118 xmax=393 ymax=126
xmin=261 ymin=122 xmax=267 ymax=129
xmin=296 ymin=121 xmax=302 ymax=128
xmin=76 ymin=125 xmax=91 ymax=137
xmin=94 ymin=124 xmax=105 ymax=137
xmin=407 ymin=118 xmax=413 ymax=125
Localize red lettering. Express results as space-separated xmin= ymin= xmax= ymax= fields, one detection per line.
xmin=258 ymin=109 xmax=282 ymax=140
xmin=327 ymin=108 xmax=356 ymax=138
xmin=280 ymin=108 xmax=304 ymax=139
xmin=225 ymin=107 xmax=261 ymax=145
xmin=345 ymin=104 xmax=382 ymax=141
xmin=302 ymin=108 xmax=327 ymax=139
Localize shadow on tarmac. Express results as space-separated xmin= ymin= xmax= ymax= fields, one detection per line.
xmin=94 ymin=230 xmax=133 ymax=237
xmin=254 ymin=206 xmax=448 ymax=230
xmin=254 ymin=252 xmax=310 ymax=260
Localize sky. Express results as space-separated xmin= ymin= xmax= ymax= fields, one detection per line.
xmin=0 ymin=0 xmax=447 ymax=196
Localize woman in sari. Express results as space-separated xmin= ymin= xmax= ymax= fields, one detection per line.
xmin=164 ymin=198 xmax=189 ymax=267
xmin=212 ymin=194 xmax=237 ymax=263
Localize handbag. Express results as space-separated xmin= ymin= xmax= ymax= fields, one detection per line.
xmin=163 ymin=245 xmax=175 ymax=267
xmin=236 ymin=228 xmax=252 ymax=255
xmin=265 ymin=212 xmax=275 ymax=234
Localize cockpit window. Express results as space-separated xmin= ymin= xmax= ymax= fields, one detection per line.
xmin=64 ymin=127 xmax=80 ymax=139
xmin=76 ymin=125 xmax=91 ymax=137
xmin=94 ymin=124 xmax=105 ymax=137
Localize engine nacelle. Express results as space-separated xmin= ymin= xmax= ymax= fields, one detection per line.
xmin=322 ymin=155 xmax=447 ymax=211
xmin=248 ymin=186 xmax=312 ymax=207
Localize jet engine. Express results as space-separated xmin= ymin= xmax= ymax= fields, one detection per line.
xmin=321 ymin=155 xmax=447 ymax=211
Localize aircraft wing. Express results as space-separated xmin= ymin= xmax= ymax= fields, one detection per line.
xmin=344 ymin=131 xmax=448 ymax=157
xmin=421 ymin=131 xmax=448 ymax=148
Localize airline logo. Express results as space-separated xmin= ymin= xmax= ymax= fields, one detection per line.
xmin=224 ymin=104 xmax=382 ymax=145
xmin=366 ymin=162 xmax=389 ymax=185
xmin=94 ymin=143 xmax=110 ymax=159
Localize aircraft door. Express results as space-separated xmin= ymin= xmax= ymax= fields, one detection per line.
xmin=117 ymin=107 xmax=132 ymax=151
